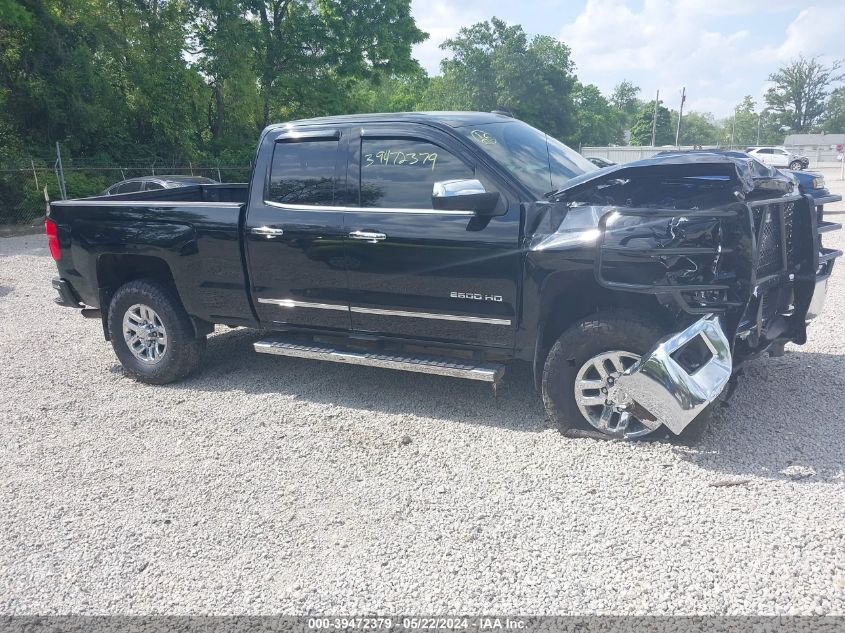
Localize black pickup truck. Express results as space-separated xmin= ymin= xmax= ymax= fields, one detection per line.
xmin=46 ymin=112 xmax=842 ymax=440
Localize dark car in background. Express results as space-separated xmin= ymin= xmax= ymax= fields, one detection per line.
xmin=100 ymin=175 xmax=218 ymax=196
xmin=787 ymin=169 xmax=841 ymax=206
xmin=657 ymin=147 xmax=841 ymax=206
xmin=586 ymin=156 xmax=616 ymax=168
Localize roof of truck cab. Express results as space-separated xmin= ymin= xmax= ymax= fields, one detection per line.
xmin=264 ymin=111 xmax=516 ymax=133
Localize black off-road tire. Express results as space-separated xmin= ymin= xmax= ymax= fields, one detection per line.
xmin=542 ymin=310 xmax=688 ymax=440
xmin=107 ymin=279 xmax=206 ymax=384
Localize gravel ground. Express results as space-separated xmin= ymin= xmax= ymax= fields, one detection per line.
xmin=1 ymin=170 xmax=845 ymax=615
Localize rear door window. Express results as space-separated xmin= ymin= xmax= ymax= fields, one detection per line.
xmin=268 ymin=139 xmax=338 ymax=206
xmin=116 ymin=181 xmax=143 ymax=194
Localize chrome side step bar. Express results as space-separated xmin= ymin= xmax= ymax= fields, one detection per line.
xmin=254 ymin=336 xmax=505 ymax=383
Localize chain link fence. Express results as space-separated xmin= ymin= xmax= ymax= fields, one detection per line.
xmin=0 ymin=162 xmax=250 ymax=227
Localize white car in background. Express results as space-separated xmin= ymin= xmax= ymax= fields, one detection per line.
xmin=746 ymin=146 xmax=809 ymax=170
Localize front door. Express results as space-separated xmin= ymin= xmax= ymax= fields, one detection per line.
xmin=245 ymin=129 xmax=350 ymax=331
xmin=343 ymin=124 xmax=521 ymax=349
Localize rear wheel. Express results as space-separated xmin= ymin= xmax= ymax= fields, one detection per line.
xmin=108 ymin=279 xmax=206 ymax=384
xmin=542 ymin=311 xmax=666 ymax=440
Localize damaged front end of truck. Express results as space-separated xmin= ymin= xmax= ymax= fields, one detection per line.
xmin=529 ymin=153 xmax=841 ymax=435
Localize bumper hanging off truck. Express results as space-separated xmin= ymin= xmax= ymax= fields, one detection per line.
xmin=614 ymin=315 xmax=732 ymax=435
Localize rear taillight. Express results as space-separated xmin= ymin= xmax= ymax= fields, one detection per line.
xmin=45 ymin=218 xmax=61 ymax=260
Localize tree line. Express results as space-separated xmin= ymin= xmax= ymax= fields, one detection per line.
xmin=2 ymin=0 xmax=844 ymax=171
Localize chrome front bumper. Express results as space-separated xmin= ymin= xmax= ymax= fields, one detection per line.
xmin=615 ymin=315 xmax=733 ymax=435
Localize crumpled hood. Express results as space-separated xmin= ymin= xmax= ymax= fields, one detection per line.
xmin=528 ymin=152 xmax=798 ymax=253
xmin=547 ymin=152 xmax=792 ymax=200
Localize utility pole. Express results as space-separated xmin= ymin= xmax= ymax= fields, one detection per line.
xmin=756 ymin=112 xmax=762 ymax=145
xmin=651 ymin=89 xmax=659 ymax=147
xmin=730 ymin=107 xmax=737 ymax=149
xmin=31 ymin=159 xmax=39 ymax=191
xmin=54 ymin=142 xmax=67 ymax=200
xmin=675 ymin=87 xmax=686 ymax=148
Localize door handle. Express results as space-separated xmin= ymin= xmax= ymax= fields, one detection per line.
xmin=348 ymin=230 xmax=386 ymax=243
xmin=250 ymin=226 xmax=285 ymax=238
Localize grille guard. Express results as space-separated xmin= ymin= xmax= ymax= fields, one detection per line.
xmin=615 ymin=315 xmax=733 ymax=435
xmin=593 ymin=204 xmax=751 ymax=316
xmin=593 ymin=194 xmax=840 ymax=340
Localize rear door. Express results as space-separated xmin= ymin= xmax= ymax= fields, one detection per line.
xmin=773 ymin=148 xmax=791 ymax=167
xmin=754 ymin=148 xmax=776 ymax=166
xmin=245 ymin=128 xmax=351 ymax=331
xmin=343 ymin=123 xmax=521 ymax=349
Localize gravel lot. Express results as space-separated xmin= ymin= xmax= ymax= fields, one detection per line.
xmin=1 ymin=169 xmax=845 ymax=615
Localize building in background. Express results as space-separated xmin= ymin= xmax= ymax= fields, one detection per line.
xmin=783 ymin=134 xmax=845 ymax=164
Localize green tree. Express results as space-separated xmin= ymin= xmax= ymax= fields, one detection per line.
xmin=192 ymin=0 xmax=262 ymax=157
xmin=0 ymin=0 xmax=208 ymax=163
xmin=765 ymin=56 xmax=844 ymax=133
xmin=347 ymin=70 xmax=429 ymax=114
xmin=610 ymin=80 xmax=641 ymax=116
xmin=823 ymin=87 xmax=845 ymax=133
xmin=0 ymin=0 xmax=426 ymax=165
xmin=572 ymin=83 xmax=622 ymax=146
xmin=1 ymin=0 xmax=128 ymax=159
xmin=630 ymin=100 xmax=672 ymax=145
xmin=428 ymin=18 xmax=578 ymax=141
xmin=609 ymin=80 xmax=641 ymax=141
xmin=729 ymin=96 xmax=760 ymax=147
xmin=246 ymin=0 xmax=426 ymax=126
xmin=713 ymin=97 xmax=783 ymax=147
xmin=118 ymin=0 xmax=210 ymax=161
xmin=673 ymin=111 xmax=719 ymax=146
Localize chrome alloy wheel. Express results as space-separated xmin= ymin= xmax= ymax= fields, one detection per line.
xmin=123 ymin=303 xmax=168 ymax=364
xmin=574 ymin=350 xmax=656 ymax=439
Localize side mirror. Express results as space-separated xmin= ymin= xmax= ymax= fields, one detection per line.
xmin=432 ymin=179 xmax=500 ymax=214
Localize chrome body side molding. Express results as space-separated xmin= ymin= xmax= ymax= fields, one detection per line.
xmin=350 ymin=306 xmax=510 ymax=326
xmin=255 ymin=298 xmax=511 ymax=326
xmin=256 ymin=298 xmax=348 ymax=311
xmin=263 ymin=200 xmax=474 ymax=216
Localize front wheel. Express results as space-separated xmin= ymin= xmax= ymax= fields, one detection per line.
xmin=107 ymin=279 xmax=206 ymax=384
xmin=542 ymin=311 xmax=667 ymax=440
xmin=789 ymin=160 xmax=803 ymax=170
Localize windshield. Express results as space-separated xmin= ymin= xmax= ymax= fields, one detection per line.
xmin=459 ymin=120 xmax=597 ymax=198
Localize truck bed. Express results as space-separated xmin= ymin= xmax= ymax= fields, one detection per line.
xmin=80 ymin=183 xmax=249 ymax=204
xmin=48 ymin=183 xmax=256 ymax=327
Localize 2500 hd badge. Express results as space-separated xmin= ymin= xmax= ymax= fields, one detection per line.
xmin=450 ymin=292 xmax=503 ymax=302
xmin=46 ymin=111 xmax=841 ymax=441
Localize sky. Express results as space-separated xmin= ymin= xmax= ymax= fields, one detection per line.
xmin=409 ymin=0 xmax=845 ymax=118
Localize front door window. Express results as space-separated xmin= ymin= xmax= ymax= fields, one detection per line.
xmin=359 ymin=138 xmax=474 ymax=208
